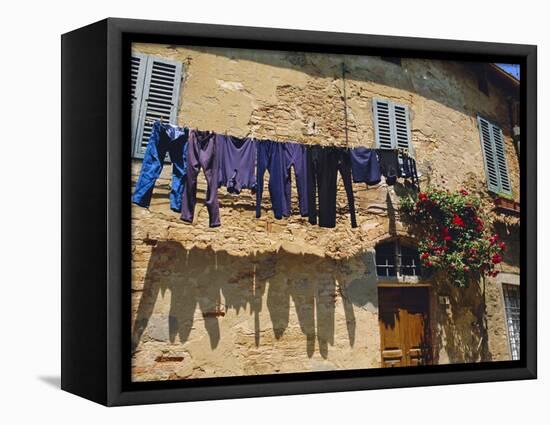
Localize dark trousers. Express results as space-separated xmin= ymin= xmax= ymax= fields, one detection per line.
xmin=377 ymin=149 xmax=399 ymax=186
xmin=256 ymin=140 xmax=286 ymax=219
xmin=181 ymin=130 xmax=221 ymax=227
xmin=307 ymin=146 xmax=357 ymax=228
xmin=283 ymin=142 xmax=309 ymax=217
xmin=400 ymin=153 xmax=420 ymax=191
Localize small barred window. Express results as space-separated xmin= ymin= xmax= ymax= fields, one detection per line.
xmin=375 ymin=240 xmax=422 ymax=278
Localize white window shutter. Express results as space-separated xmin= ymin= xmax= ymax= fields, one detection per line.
xmin=478 ymin=116 xmax=512 ymax=195
xmin=491 ymin=124 xmax=512 ymax=195
xmin=393 ymin=103 xmax=413 ymax=154
xmin=373 ymin=98 xmax=394 ymax=149
xmin=132 ymin=56 xmax=184 ymax=159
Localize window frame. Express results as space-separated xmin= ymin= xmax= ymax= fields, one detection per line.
xmin=502 ymin=283 xmax=521 ymax=360
xmin=498 ymin=276 xmax=521 ymax=361
xmin=373 ymin=98 xmax=414 ymax=156
xmin=375 ymin=239 xmax=425 ymax=283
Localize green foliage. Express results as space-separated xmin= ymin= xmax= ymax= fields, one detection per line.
xmin=400 ymin=187 xmax=505 ymax=287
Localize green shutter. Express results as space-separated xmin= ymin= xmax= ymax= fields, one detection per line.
xmin=491 ymin=124 xmax=512 ymax=194
xmin=373 ymin=98 xmax=413 ymax=154
xmin=478 ymin=116 xmax=511 ymax=194
xmin=132 ymin=55 xmax=184 ymax=159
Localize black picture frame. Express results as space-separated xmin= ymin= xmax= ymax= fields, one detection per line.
xmin=61 ymin=18 xmax=537 ymax=406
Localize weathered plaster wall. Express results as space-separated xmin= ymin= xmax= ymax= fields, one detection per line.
xmin=130 ymin=43 xmax=520 ymax=381
xmin=132 ymin=241 xmax=381 ymax=380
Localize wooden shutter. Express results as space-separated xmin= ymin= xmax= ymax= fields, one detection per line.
xmin=478 ymin=116 xmax=511 ymax=194
xmin=373 ymin=98 xmax=413 ymax=154
xmin=132 ymin=55 xmax=183 ymax=159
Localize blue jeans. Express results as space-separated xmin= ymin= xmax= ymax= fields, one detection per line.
xmin=132 ymin=122 xmax=188 ymax=212
xmin=256 ymin=140 xmax=286 ymax=219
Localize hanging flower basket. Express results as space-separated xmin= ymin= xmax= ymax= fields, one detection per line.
xmin=400 ymin=187 xmax=505 ymax=288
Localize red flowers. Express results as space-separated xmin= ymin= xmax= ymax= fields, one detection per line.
xmin=474 ymin=216 xmax=484 ymax=233
xmin=452 ymin=213 xmax=465 ymax=228
xmin=491 ymin=253 xmax=503 ymax=264
xmin=441 ymin=227 xmax=452 ymax=241
xmin=401 ymin=187 xmax=509 ymax=287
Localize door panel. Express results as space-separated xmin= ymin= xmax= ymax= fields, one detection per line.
xmin=379 ymin=287 xmax=431 ymax=367
xmin=379 ymin=308 xmax=405 ymax=367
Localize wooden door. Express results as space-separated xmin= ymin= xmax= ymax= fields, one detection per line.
xmin=378 ymin=287 xmax=431 ymax=367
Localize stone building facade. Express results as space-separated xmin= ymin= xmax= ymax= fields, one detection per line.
xmin=130 ymin=43 xmax=521 ymax=381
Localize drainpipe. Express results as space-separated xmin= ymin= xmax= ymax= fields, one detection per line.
xmin=513 ymin=124 xmax=520 ymax=156
xmin=507 ymin=97 xmax=520 ymax=157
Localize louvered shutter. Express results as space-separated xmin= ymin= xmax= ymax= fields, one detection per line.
xmin=373 ymin=99 xmax=394 ymax=149
xmin=393 ymin=103 xmax=413 ymax=153
xmin=132 ymin=56 xmax=184 ymax=158
xmin=491 ymin=124 xmax=512 ymax=194
xmin=478 ymin=116 xmax=511 ymax=194
xmin=131 ymin=53 xmax=148 ymax=150
xmin=373 ymin=98 xmax=413 ymax=154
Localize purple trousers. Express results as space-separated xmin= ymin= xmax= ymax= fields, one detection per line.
xmin=181 ymin=130 xmax=221 ymax=227
xmin=283 ymin=142 xmax=309 ymax=217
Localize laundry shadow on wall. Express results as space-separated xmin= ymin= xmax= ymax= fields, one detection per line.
xmin=132 ymin=241 xmax=379 ymax=359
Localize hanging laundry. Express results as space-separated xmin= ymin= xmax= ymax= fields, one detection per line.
xmin=181 ymin=129 xmax=221 ymax=227
xmin=217 ymin=134 xmax=257 ymax=194
xmin=377 ymin=149 xmax=400 ymax=186
xmin=350 ymin=147 xmax=382 ymax=186
xmin=132 ymin=121 xmax=188 ymax=212
xmin=399 ymin=152 xmax=420 ymax=191
xmin=307 ymin=146 xmax=357 ymax=228
xmin=283 ymin=142 xmax=309 ymax=217
xmin=256 ymin=140 xmax=287 ymax=219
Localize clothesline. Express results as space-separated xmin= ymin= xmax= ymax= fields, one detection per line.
xmin=143 ymin=117 xmax=416 ymax=153
xmin=133 ymin=120 xmax=420 ymax=229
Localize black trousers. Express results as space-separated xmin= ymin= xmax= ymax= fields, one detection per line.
xmin=377 ymin=149 xmax=399 ymax=186
xmin=307 ymin=146 xmax=357 ymax=228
